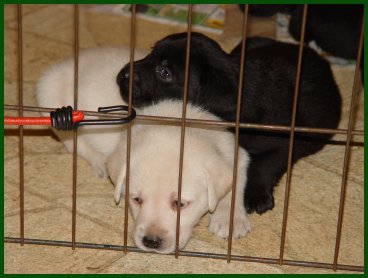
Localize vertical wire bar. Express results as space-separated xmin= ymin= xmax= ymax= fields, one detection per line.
xmin=226 ymin=4 xmax=249 ymax=263
xmin=332 ymin=18 xmax=364 ymax=271
xmin=174 ymin=4 xmax=193 ymax=258
xmin=123 ymin=4 xmax=136 ymax=253
xmin=71 ymin=4 xmax=79 ymax=250
xmin=17 ymin=4 xmax=24 ymax=246
xmin=279 ymin=4 xmax=308 ymax=264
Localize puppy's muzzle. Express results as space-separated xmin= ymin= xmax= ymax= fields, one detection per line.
xmin=117 ymin=65 xmax=144 ymax=106
xmin=119 ymin=66 xmax=139 ymax=82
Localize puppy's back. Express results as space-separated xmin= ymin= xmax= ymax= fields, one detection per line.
xmin=35 ymin=47 xmax=148 ymax=166
xmin=36 ymin=47 xmax=141 ymax=111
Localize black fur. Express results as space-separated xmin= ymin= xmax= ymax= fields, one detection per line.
xmin=117 ymin=33 xmax=341 ymax=214
xmin=243 ymin=4 xmax=364 ymax=84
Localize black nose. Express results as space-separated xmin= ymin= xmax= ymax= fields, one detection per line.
xmin=123 ymin=71 xmax=129 ymax=79
xmin=142 ymin=235 xmax=163 ymax=249
xmin=120 ymin=66 xmax=130 ymax=79
xmin=120 ymin=66 xmax=139 ymax=82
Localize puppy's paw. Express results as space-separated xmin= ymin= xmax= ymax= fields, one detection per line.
xmin=209 ymin=208 xmax=251 ymax=239
xmin=91 ymin=161 xmax=109 ymax=179
xmin=244 ymin=190 xmax=274 ymax=214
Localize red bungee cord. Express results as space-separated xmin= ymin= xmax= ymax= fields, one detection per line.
xmin=4 ymin=110 xmax=84 ymax=126
xmin=4 ymin=105 xmax=136 ymax=130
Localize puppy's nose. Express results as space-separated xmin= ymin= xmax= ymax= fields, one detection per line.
xmin=142 ymin=235 xmax=163 ymax=249
xmin=119 ymin=66 xmax=130 ymax=80
xmin=121 ymin=67 xmax=139 ymax=81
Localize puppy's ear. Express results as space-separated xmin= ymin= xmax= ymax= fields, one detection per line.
xmin=114 ymin=168 xmax=126 ymax=205
xmin=207 ymin=182 xmax=218 ymax=213
xmin=107 ymin=144 xmax=126 ymax=204
xmin=198 ymin=59 xmax=238 ymax=114
xmin=205 ymin=160 xmax=233 ymax=213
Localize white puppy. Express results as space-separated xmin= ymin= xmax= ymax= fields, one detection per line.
xmin=36 ymin=47 xmax=251 ymax=254
xmin=37 ymin=47 xmax=146 ymax=178
xmin=108 ymin=100 xmax=251 ymax=253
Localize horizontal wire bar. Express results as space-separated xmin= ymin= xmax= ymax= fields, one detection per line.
xmin=4 ymin=237 xmax=363 ymax=272
xmin=3 ymin=104 xmax=364 ymax=137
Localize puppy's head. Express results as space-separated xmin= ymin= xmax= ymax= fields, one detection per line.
xmin=107 ymin=103 xmax=234 ymax=253
xmin=116 ymin=32 xmax=238 ymax=110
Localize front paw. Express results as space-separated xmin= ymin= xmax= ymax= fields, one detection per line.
xmin=209 ymin=209 xmax=251 ymax=239
xmin=244 ymin=190 xmax=274 ymax=214
xmin=91 ymin=161 xmax=109 ymax=179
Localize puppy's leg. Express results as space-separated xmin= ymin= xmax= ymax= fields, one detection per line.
xmin=56 ymin=131 xmax=108 ymax=179
xmin=244 ymin=149 xmax=288 ymax=214
xmin=209 ymin=187 xmax=251 ymax=239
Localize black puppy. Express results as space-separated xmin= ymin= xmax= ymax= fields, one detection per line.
xmin=117 ymin=33 xmax=341 ymax=214
xmin=242 ymin=4 xmax=364 ymax=84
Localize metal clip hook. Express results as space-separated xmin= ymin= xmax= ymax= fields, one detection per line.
xmin=74 ymin=105 xmax=136 ymax=128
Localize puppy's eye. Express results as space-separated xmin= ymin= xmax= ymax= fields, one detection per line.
xmin=155 ymin=66 xmax=172 ymax=82
xmin=172 ymin=200 xmax=188 ymax=210
xmin=160 ymin=68 xmax=171 ymax=79
xmin=132 ymin=197 xmax=143 ymax=205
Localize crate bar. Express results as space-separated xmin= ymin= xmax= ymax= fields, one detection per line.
xmin=4 ymin=237 xmax=363 ymax=272
xmin=279 ymin=4 xmax=308 ymax=264
xmin=3 ymin=104 xmax=365 ymax=137
xmin=71 ymin=4 xmax=79 ymax=250
xmin=17 ymin=4 xmax=25 ymax=246
xmin=174 ymin=4 xmax=193 ymax=258
xmin=123 ymin=3 xmax=136 ymax=253
xmin=332 ymin=17 xmax=364 ymax=271
xmin=226 ymin=4 xmax=249 ymax=263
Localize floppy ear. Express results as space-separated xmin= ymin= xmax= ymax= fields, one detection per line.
xmin=106 ymin=144 xmax=126 ymax=204
xmin=207 ymin=181 xmax=219 ymax=213
xmin=205 ymin=160 xmax=233 ymax=213
xmin=198 ymin=57 xmax=239 ymax=116
xmin=114 ymin=167 xmax=126 ymax=204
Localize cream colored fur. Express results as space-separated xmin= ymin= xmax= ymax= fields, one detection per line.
xmin=36 ymin=47 xmax=251 ymax=254
xmin=36 ymin=47 xmax=146 ymax=178
xmin=107 ymin=101 xmax=251 ymax=253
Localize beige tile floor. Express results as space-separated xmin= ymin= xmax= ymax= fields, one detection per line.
xmin=4 ymin=4 xmax=364 ymax=274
